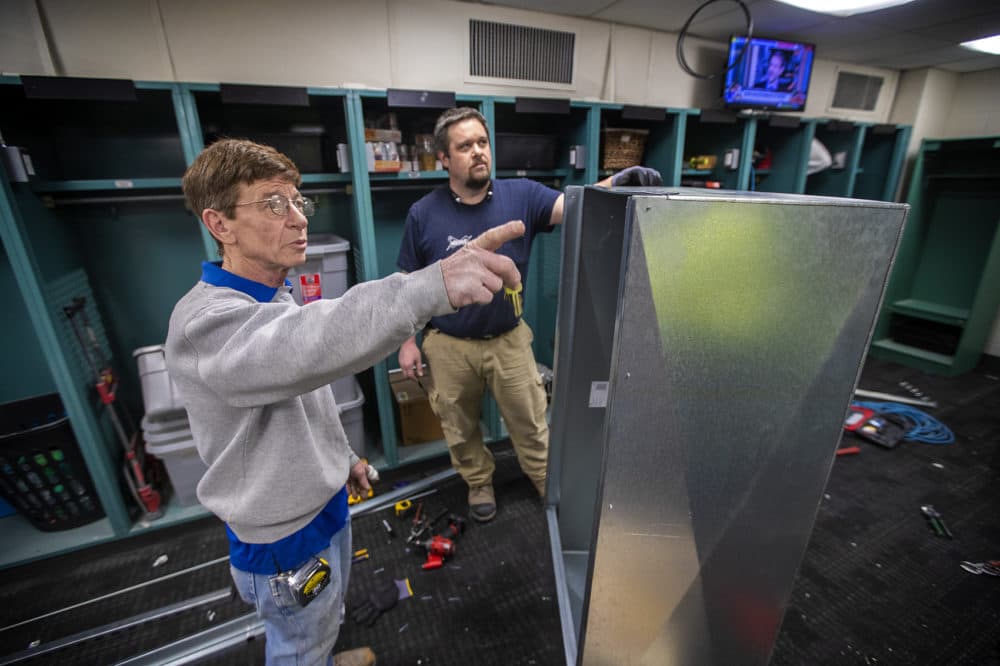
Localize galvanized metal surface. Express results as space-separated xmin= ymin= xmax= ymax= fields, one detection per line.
xmin=549 ymin=187 xmax=907 ymax=665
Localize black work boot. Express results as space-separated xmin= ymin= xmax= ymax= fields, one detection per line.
xmin=468 ymin=484 xmax=497 ymax=522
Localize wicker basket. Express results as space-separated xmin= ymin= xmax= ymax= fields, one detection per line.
xmin=601 ymin=128 xmax=649 ymax=170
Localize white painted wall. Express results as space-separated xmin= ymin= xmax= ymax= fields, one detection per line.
xmin=944 ymin=68 xmax=1000 ymax=138
xmin=1 ymin=0 xmax=900 ymax=117
xmin=31 ymin=0 xmax=174 ymax=80
xmin=891 ymin=68 xmax=959 ymax=156
xmin=0 ymin=0 xmax=55 ymax=76
xmin=385 ymin=0 xmax=611 ymax=99
xmin=158 ymin=0 xmax=393 ymax=88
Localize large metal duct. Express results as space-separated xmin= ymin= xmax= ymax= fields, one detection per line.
xmin=546 ymin=187 xmax=907 ymax=665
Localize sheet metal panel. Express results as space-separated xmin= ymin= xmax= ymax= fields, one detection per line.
xmin=550 ymin=188 xmax=907 ymax=665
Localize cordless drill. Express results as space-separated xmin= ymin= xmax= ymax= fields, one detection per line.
xmin=420 ymin=535 xmax=455 ymax=570
xmin=419 ymin=515 xmax=466 ymax=570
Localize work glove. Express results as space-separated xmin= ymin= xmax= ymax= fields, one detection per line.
xmin=351 ymin=578 xmax=412 ymax=626
xmin=611 ymin=165 xmax=662 ymax=186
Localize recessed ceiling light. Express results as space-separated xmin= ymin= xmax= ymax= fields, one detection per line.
xmin=961 ymin=35 xmax=1000 ymax=55
xmin=772 ymin=0 xmax=917 ymax=17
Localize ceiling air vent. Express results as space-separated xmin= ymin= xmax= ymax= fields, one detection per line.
xmin=831 ymin=71 xmax=884 ymax=111
xmin=469 ymin=19 xmax=575 ymax=85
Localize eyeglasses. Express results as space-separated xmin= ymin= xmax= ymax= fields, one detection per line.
xmin=234 ymin=194 xmax=316 ymax=217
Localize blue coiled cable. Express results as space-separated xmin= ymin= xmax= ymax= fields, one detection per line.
xmin=851 ymin=401 xmax=955 ymax=444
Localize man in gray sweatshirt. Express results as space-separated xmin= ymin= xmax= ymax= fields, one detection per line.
xmin=166 ymin=139 xmax=523 ymax=666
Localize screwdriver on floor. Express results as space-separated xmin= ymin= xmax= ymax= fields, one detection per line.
xmin=920 ymin=504 xmax=952 ymax=538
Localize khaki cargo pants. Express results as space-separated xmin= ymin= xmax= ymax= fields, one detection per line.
xmin=422 ymin=320 xmax=548 ymax=495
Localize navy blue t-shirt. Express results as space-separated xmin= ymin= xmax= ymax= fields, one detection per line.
xmin=397 ymin=179 xmax=559 ymax=339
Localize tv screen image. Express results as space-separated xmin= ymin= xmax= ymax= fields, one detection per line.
xmin=723 ymin=36 xmax=815 ymax=112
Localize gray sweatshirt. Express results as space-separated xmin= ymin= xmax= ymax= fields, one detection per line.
xmin=165 ymin=263 xmax=453 ymax=543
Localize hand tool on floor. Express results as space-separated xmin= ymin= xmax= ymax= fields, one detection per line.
xmin=395 ymin=499 xmax=414 ymax=518
xmin=352 ymin=548 xmax=370 ymax=564
xmin=418 ymin=514 xmax=465 ymax=570
xmin=439 ymin=514 xmax=466 ymax=540
xmin=960 ymin=560 xmax=1000 ymax=576
xmin=836 ymin=445 xmax=860 ymax=456
xmin=419 ymin=535 xmax=456 ymax=570
xmin=920 ymin=504 xmax=952 ymax=538
xmin=427 ymin=507 xmax=449 ymax=529
xmin=63 ymin=297 xmax=161 ymax=519
xmin=406 ymin=502 xmax=428 ymax=544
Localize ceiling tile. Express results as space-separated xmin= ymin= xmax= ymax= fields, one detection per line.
xmin=820 ymin=33 xmax=951 ymax=61
xmin=853 ymin=0 xmax=986 ymax=31
xmin=781 ymin=18 xmax=888 ymax=49
xmin=593 ymin=0 xmax=733 ymax=33
xmin=938 ymin=54 xmax=1000 ymax=72
xmin=687 ymin=1 xmax=831 ymax=41
xmin=907 ymin=13 xmax=1000 ymax=42
xmin=458 ymin=0 xmax=611 ymax=17
xmin=874 ymin=45 xmax=978 ymax=69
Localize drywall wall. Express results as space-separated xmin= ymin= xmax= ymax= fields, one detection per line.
xmin=889 ymin=68 xmax=957 ymax=198
xmin=159 ymin=0 xmax=393 ymax=88
xmin=0 ymin=0 xmax=55 ymax=76
xmin=31 ymin=0 xmax=174 ymax=80
xmin=384 ymin=0 xmax=611 ymax=99
xmin=892 ymin=68 xmax=959 ymax=155
xmin=1 ymin=0 xmax=900 ymax=119
xmin=944 ymin=68 xmax=1000 ymax=138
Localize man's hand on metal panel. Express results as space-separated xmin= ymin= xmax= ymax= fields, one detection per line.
xmin=611 ymin=165 xmax=663 ymax=186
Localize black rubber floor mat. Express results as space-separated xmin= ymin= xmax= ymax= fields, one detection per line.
xmin=0 ymin=516 xmax=242 ymax=663
xmin=771 ymin=357 xmax=1000 ymax=665
xmin=3 ymin=356 xmax=999 ymax=665
xmin=201 ymin=447 xmax=563 ymax=666
xmin=335 ymin=448 xmax=562 ymax=665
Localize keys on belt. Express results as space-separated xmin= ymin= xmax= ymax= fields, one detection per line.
xmin=504 ymin=284 xmax=523 ymax=317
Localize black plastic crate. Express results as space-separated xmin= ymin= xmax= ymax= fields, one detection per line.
xmin=888 ymin=313 xmax=961 ymax=357
xmin=0 ymin=394 xmax=104 ymax=531
xmin=495 ymin=133 xmax=557 ymax=170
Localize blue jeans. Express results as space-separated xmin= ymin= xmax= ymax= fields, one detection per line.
xmin=230 ymin=523 xmax=353 ymax=665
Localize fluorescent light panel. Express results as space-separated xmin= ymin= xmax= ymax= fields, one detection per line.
xmin=961 ymin=35 xmax=1000 ymax=55
xmin=772 ymin=0 xmax=917 ymax=17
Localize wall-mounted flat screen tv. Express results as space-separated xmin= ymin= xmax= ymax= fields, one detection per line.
xmin=722 ymin=36 xmax=815 ymax=112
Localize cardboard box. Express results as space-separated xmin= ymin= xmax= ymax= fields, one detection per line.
xmin=364 ymin=128 xmax=403 ymax=143
xmin=389 ymin=370 xmax=444 ymax=446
